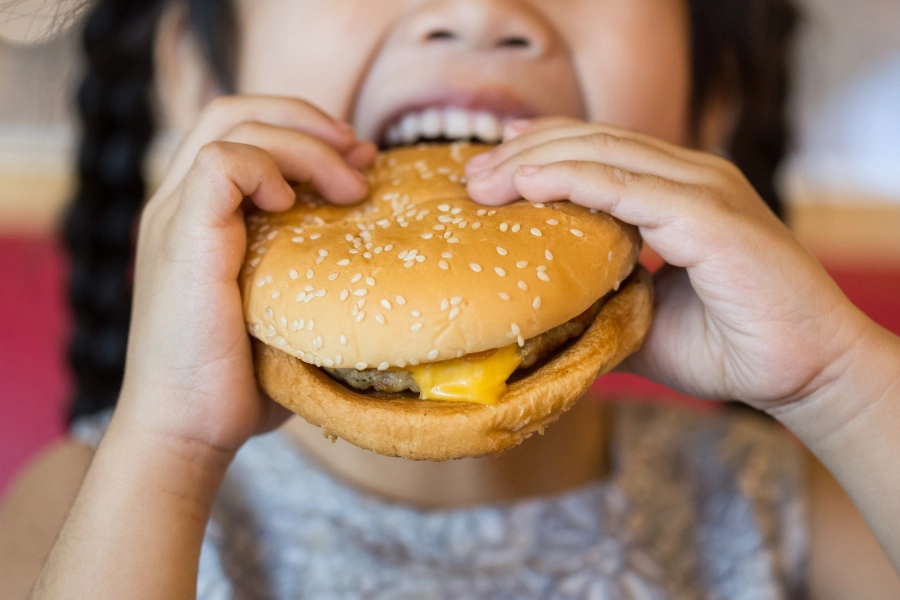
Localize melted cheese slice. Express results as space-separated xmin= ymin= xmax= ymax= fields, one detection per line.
xmin=406 ymin=344 xmax=522 ymax=405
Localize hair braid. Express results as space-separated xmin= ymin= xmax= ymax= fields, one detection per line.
xmin=63 ymin=0 xmax=164 ymax=421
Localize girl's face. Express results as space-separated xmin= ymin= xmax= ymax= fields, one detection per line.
xmin=233 ymin=0 xmax=691 ymax=147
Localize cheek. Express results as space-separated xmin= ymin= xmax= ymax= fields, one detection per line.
xmin=234 ymin=2 xmax=392 ymax=119
xmin=572 ymin=5 xmax=692 ymax=144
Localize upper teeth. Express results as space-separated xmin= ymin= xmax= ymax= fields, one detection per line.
xmin=384 ymin=107 xmax=512 ymax=147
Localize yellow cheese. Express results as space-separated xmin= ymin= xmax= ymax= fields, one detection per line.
xmin=406 ymin=344 xmax=522 ymax=405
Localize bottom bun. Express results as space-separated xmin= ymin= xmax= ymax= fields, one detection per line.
xmin=255 ymin=266 xmax=654 ymax=461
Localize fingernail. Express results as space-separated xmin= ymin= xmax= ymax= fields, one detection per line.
xmin=469 ymin=167 xmax=494 ymax=182
xmin=504 ymin=119 xmax=531 ymax=139
xmin=518 ymin=165 xmax=541 ymax=176
xmin=468 ymin=151 xmax=494 ymax=167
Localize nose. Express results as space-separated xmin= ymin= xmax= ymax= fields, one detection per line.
xmin=405 ymin=0 xmax=553 ymax=58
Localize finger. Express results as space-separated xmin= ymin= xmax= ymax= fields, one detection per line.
xmin=160 ymin=95 xmax=362 ymax=195
xmin=344 ymin=141 xmax=379 ymax=171
xmin=222 ymin=121 xmax=369 ymax=205
xmin=178 ymin=141 xmax=296 ymax=227
xmin=467 ymin=122 xmax=711 ymax=177
xmin=510 ymin=160 xmax=722 ymax=268
xmin=502 ymin=116 xmax=582 ymax=142
xmin=466 ymin=133 xmax=704 ymax=206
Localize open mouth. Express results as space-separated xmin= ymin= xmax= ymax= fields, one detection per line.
xmin=378 ymin=106 xmax=520 ymax=150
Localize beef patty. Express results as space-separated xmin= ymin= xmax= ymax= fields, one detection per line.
xmin=323 ymin=296 xmax=608 ymax=394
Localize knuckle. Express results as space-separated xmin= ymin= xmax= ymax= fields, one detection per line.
xmin=604 ymin=163 xmax=636 ymax=186
xmin=228 ymin=120 xmax=268 ymax=139
xmin=202 ymin=95 xmax=238 ymax=121
xmin=585 ymin=132 xmax=617 ymax=152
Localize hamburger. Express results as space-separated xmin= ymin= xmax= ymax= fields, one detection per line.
xmin=241 ymin=143 xmax=653 ymax=460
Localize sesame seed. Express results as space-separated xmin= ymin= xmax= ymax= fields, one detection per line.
xmin=518 ymin=281 xmax=529 ymax=291
xmin=500 ymin=223 xmax=509 ymax=232
xmin=433 ymin=224 xmax=446 ymax=231
xmin=385 ymin=244 xmax=394 ymax=251
xmin=345 ymin=234 xmax=355 ymax=242
xmin=441 ymin=298 xmax=450 ymax=311
xmin=447 ymin=237 xmax=460 ymax=244
xmin=315 ymin=335 xmax=323 ymax=348
xmin=363 ymin=252 xmax=373 ymax=259
xmin=477 ymin=209 xmax=487 ymax=217
xmin=353 ymin=289 xmax=368 ymax=297
xmin=307 ymin=269 xmax=314 ymax=279
xmin=349 ymin=249 xmax=359 ymax=254
xmin=428 ymin=350 xmax=439 ymax=360
xmin=517 ymin=261 xmax=529 ymax=269
xmin=267 ymin=326 xmax=276 ymax=337
xmin=531 ymin=228 xmax=542 ymax=237
xmin=533 ymin=297 xmax=542 ymax=309
xmin=337 ymin=259 xmax=351 ymax=266
xmin=310 ymin=233 xmax=322 ymax=240
xmin=411 ymin=322 xmax=423 ymax=332
xmin=546 ymin=219 xmax=559 ymax=225
xmin=381 ymin=299 xmax=392 ymax=310
xmin=416 ymin=256 xmax=425 ymax=263
xmin=518 ymin=335 xmax=525 ymax=347
xmin=298 ymin=319 xmax=305 ymax=329
xmin=256 ymin=280 xmax=266 ymax=288
xmin=340 ymin=289 xmax=349 ymax=302
xmin=278 ymin=338 xmax=287 ymax=347
xmin=340 ymin=335 xmax=347 ymax=345
xmin=308 ymin=320 xmax=315 ymax=331
xmin=250 ymin=258 xmax=261 ymax=267
xmin=318 ymin=249 xmax=328 ymax=257
xmin=279 ymin=316 xmax=287 ymax=327
xmin=497 ymin=247 xmax=508 ymax=256
xmin=438 ymin=204 xmax=451 ymax=212
xmin=356 ymin=362 xmax=368 ymax=370
xmin=292 ymin=236 xmax=305 ymax=243
xmin=323 ymin=359 xmax=335 ymax=368
xmin=443 ymin=231 xmax=452 ymax=239
xmin=272 ymin=291 xmax=280 ymax=299
xmin=289 ymin=269 xmax=299 ymax=280
xmin=351 ymin=274 xmax=362 ymax=284
xmin=470 ymin=263 xmax=483 ymax=273
xmin=412 ymin=310 xmax=422 ymax=317
xmin=378 ymin=362 xmax=389 ymax=371
xmin=315 ymin=289 xmax=326 ymax=297
xmin=393 ymin=295 xmax=406 ymax=306
xmin=292 ymin=320 xmax=300 ymax=331
xmin=495 ymin=267 xmax=507 ymax=277
xmin=404 ymin=261 xmax=415 ymax=268
xmin=375 ymin=246 xmax=383 ymax=254
xmin=448 ymin=307 xmax=461 ymax=320
xmin=422 ymin=233 xmax=434 ymax=240
xmin=397 ymin=359 xmax=407 ymax=368
xmin=546 ymin=250 xmax=554 ymax=261
xmin=328 ymin=272 xmax=339 ymax=281
xmin=265 ymin=275 xmax=274 ymax=284
xmin=449 ymin=297 xmax=462 ymax=307
xmin=498 ymin=292 xmax=510 ymax=301
xmin=295 ymin=292 xmax=307 ymax=302
xmin=570 ymin=229 xmax=584 ymax=238
xmin=366 ymin=277 xmax=375 ymax=286
xmin=441 ymin=252 xmax=453 ymax=259
xmin=356 ymin=311 xmax=366 ymax=323
xmin=472 ymin=222 xmax=482 ymax=230
xmin=335 ymin=354 xmax=344 ymax=365
xmin=608 ymin=251 xmax=614 ymax=262
xmin=410 ymin=358 xmax=420 ymax=366
xmin=537 ymin=271 xmax=551 ymax=282
xmin=511 ymin=323 xmax=521 ymax=335
xmin=375 ymin=314 xmax=386 ymax=325
xmin=304 ymin=285 xmax=314 ymax=292
xmin=512 ymin=224 xmax=521 ymax=233
xmin=398 ymin=250 xmax=408 ymax=260
xmin=537 ymin=266 xmax=548 ymax=272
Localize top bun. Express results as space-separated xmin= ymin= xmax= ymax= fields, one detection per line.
xmin=241 ymin=144 xmax=640 ymax=369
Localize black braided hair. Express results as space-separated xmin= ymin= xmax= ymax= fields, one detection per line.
xmin=65 ymin=0 xmax=796 ymax=421
xmin=64 ymin=0 xmax=235 ymax=422
xmin=688 ymin=0 xmax=799 ymax=219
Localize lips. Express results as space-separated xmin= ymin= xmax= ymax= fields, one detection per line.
xmin=372 ymin=89 xmax=537 ymax=149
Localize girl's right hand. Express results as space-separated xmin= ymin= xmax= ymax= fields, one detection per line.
xmin=113 ymin=96 xmax=376 ymax=456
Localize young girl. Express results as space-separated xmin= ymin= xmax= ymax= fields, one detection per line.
xmin=2 ymin=0 xmax=900 ymax=597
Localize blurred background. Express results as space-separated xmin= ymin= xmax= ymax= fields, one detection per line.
xmin=1 ymin=0 xmax=899 ymax=493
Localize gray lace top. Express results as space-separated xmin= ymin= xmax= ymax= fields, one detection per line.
xmin=71 ymin=403 xmax=807 ymax=599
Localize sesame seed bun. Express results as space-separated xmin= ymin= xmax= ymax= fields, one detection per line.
xmin=240 ymin=143 xmax=653 ymax=460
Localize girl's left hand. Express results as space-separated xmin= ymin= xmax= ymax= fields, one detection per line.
xmin=464 ymin=117 xmax=869 ymax=416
